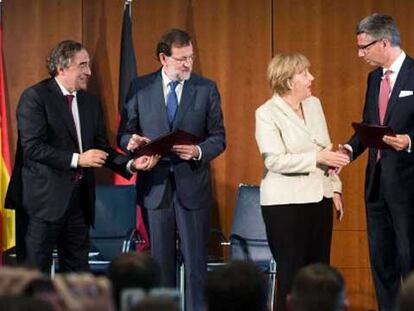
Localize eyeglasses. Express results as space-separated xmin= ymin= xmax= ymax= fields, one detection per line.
xmin=357 ymin=39 xmax=380 ymax=52
xmin=169 ymin=55 xmax=196 ymax=64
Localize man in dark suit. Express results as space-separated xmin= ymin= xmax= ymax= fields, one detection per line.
xmin=6 ymin=40 xmax=158 ymax=273
xmin=117 ymin=29 xmax=226 ymax=311
xmin=343 ymin=14 xmax=414 ymax=311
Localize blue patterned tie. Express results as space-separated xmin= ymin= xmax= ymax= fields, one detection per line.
xmin=167 ymin=81 xmax=179 ymax=128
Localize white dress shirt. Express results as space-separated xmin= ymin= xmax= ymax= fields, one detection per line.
xmin=55 ymin=78 xmax=83 ymax=168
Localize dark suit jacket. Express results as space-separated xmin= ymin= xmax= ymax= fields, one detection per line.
xmin=348 ymin=55 xmax=414 ymax=202
xmin=6 ymin=78 xmax=131 ymax=224
xmin=117 ymin=71 xmax=226 ymax=210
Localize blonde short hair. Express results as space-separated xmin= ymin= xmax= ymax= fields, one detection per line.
xmin=267 ymin=53 xmax=310 ymax=95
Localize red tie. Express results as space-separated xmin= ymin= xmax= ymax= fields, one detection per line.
xmin=379 ymin=70 xmax=392 ymax=124
xmin=65 ymin=95 xmax=76 ymax=128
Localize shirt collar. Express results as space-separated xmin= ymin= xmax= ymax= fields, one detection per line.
xmin=161 ymin=69 xmax=184 ymax=89
xmin=383 ymin=50 xmax=406 ymax=76
xmin=54 ymin=78 xmax=77 ymax=97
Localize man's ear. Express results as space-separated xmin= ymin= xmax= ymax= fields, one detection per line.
xmin=159 ymin=53 xmax=167 ymax=66
xmin=57 ymin=65 xmax=65 ymax=76
xmin=382 ymin=38 xmax=391 ymax=48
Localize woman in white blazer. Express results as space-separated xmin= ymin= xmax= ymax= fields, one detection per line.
xmin=255 ymin=53 xmax=350 ymax=311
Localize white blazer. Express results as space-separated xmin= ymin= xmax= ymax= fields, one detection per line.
xmin=255 ymin=95 xmax=341 ymax=206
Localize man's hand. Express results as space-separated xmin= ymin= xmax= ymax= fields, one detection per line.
xmin=171 ymin=144 xmax=199 ymax=160
xmin=127 ymin=134 xmax=150 ymax=152
xmin=132 ymin=155 xmax=160 ymax=171
xmin=78 ymin=149 xmax=108 ymax=168
xmin=383 ymin=134 xmax=410 ymax=151
xmin=328 ymin=144 xmax=352 ymax=175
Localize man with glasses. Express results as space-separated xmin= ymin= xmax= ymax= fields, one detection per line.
xmin=341 ymin=14 xmax=414 ymax=311
xmin=117 ymin=29 xmax=226 ymax=311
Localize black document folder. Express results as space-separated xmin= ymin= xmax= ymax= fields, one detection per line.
xmin=134 ymin=129 xmax=202 ymax=157
xmin=352 ymin=122 xmax=395 ymax=149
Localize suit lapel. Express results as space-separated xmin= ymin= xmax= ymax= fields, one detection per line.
xmin=150 ymin=74 xmax=170 ymax=132
xmin=370 ymin=70 xmax=382 ymax=124
xmin=173 ymin=77 xmax=196 ymax=130
xmin=77 ymin=91 xmax=87 ymax=150
xmin=48 ymin=79 xmax=79 ymax=145
xmin=384 ymin=57 xmax=414 ymax=124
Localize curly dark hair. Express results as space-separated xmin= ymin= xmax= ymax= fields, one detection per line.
xmin=46 ymin=40 xmax=84 ymax=77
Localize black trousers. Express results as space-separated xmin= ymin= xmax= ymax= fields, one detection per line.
xmin=25 ymin=182 xmax=90 ymax=273
xmin=366 ymin=162 xmax=414 ymax=311
xmin=261 ymin=198 xmax=333 ymax=311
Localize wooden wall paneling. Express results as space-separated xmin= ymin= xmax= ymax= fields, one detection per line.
xmin=3 ymin=0 xmax=82 ymax=158
xmin=190 ymin=0 xmax=273 ymax=235
xmin=331 ymin=231 xmax=370 ymax=268
xmin=133 ymin=0 xmax=190 ymax=75
xmin=342 ymin=268 xmax=376 ymax=311
xmin=82 ymin=0 xmax=123 ymax=142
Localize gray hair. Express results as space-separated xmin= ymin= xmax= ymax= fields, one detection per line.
xmin=356 ymin=13 xmax=401 ymax=47
xmin=46 ymin=40 xmax=85 ymax=77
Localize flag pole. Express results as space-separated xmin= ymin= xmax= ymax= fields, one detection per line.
xmin=125 ymin=0 xmax=132 ymax=17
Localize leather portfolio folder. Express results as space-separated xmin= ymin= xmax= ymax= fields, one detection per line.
xmin=134 ymin=129 xmax=202 ymax=157
xmin=352 ymin=122 xmax=395 ymax=149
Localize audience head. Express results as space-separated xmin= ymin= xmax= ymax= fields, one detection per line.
xmin=205 ymin=260 xmax=268 ymax=311
xmin=267 ymin=53 xmax=310 ymax=96
xmin=107 ymin=252 xmax=161 ymax=308
xmin=287 ymin=263 xmax=348 ymax=311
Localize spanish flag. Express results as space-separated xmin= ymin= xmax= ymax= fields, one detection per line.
xmin=0 ymin=4 xmax=15 ymax=263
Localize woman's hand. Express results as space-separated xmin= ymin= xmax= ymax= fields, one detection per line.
xmin=333 ymin=192 xmax=344 ymax=221
xmin=317 ymin=145 xmax=350 ymax=168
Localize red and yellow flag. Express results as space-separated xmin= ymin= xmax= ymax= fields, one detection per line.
xmin=0 ymin=15 xmax=15 ymax=258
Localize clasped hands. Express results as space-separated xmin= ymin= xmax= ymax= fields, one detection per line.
xmin=317 ymin=144 xmax=350 ymax=175
xmin=319 ymin=133 xmax=410 ymax=176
